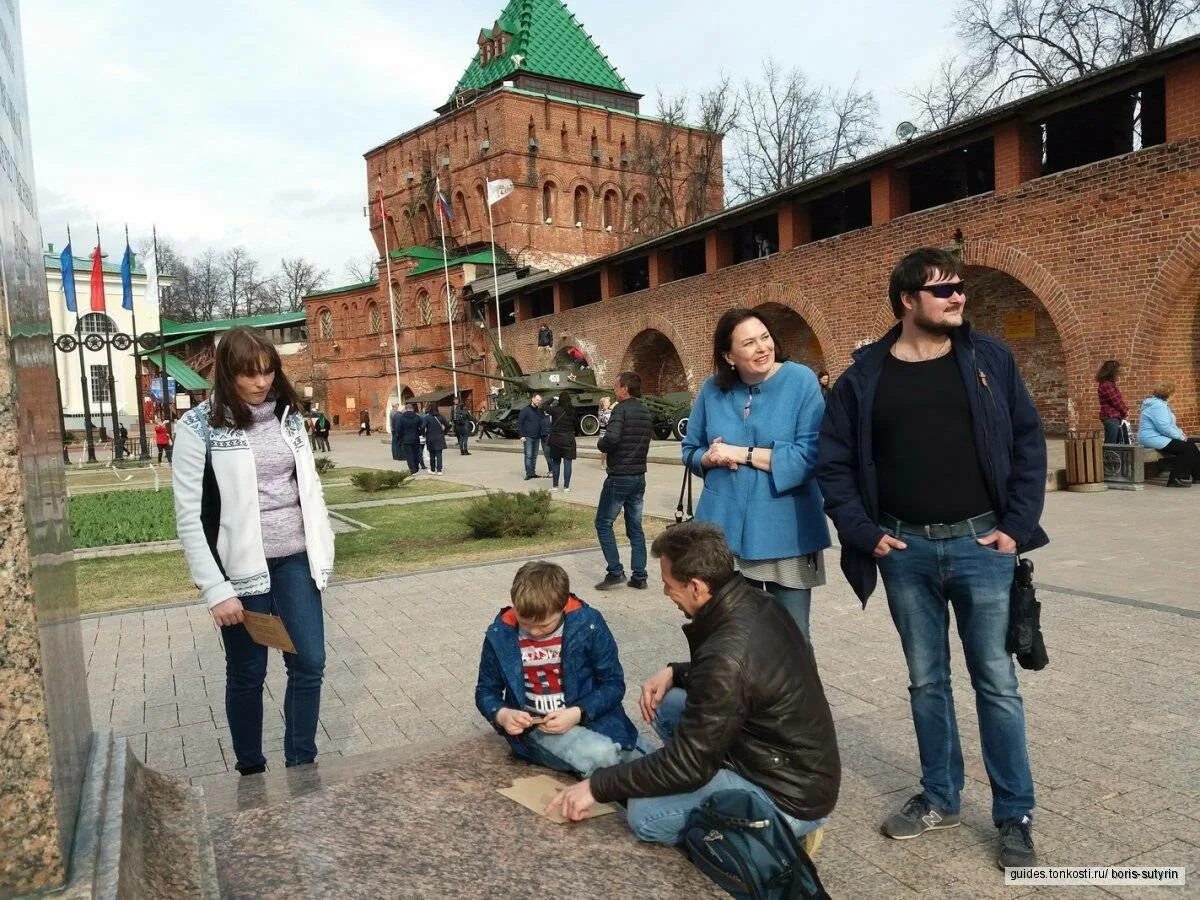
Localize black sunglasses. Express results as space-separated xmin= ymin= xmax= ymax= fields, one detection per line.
xmin=922 ymin=281 xmax=966 ymax=299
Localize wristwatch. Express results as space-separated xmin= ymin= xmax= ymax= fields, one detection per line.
xmin=745 ymin=446 xmax=754 ymax=466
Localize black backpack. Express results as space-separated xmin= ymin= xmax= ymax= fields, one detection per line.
xmin=683 ymin=790 xmax=829 ymax=900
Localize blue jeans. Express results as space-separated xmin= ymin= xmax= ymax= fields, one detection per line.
xmin=760 ymin=582 xmax=811 ymax=643
xmin=595 ymin=474 xmax=646 ymax=579
xmin=626 ymin=689 xmax=824 ymax=844
xmin=876 ymin=526 xmax=1035 ymax=824
xmin=1102 ymin=418 xmax=1122 ymax=444
xmin=547 ymin=453 xmax=573 ymax=488
xmin=523 ymin=438 xmax=541 ymax=478
xmin=456 ymin=431 xmax=469 ymax=453
xmin=221 ymin=552 xmax=326 ymax=770
xmin=523 ymin=725 xmax=626 ymax=777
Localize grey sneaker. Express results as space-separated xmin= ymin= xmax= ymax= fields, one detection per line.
xmin=997 ymin=816 xmax=1036 ymax=869
xmin=594 ymin=574 xmax=625 ymax=591
xmin=881 ymin=794 xmax=961 ymax=839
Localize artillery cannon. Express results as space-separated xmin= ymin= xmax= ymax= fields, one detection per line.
xmin=431 ymin=326 xmax=690 ymax=440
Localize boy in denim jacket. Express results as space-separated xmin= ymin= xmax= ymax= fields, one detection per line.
xmin=476 ymin=561 xmax=639 ymax=776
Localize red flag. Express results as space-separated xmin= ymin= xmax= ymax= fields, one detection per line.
xmin=89 ymin=244 xmax=105 ymax=312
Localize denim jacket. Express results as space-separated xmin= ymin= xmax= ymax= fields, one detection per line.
xmin=475 ymin=596 xmax=638 ymax=757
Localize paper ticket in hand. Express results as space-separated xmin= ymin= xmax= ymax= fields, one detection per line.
xmin=241 ymin=611 xmax=296 ymax=653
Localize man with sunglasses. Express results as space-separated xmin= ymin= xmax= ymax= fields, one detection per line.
xmin=817 ymin=247 xmax=1048 ymax=871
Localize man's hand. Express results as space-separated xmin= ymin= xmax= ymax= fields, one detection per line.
xmin=539 ymin=707 xmax=582 ymax=734
xmin=545 ymin=779 xmax=596 ymax=822
xmin=977 ymin=529 xmax=1017 ymax=553
xmin=639 ymin=666 xmax=674 ymax=723
xmin=495 ymin=708 xmax=534 ymax=736
xmin=210 ymin=597 xmax=245 ymax=627
xmin=873 ymin=534 xmax=908 ymax=558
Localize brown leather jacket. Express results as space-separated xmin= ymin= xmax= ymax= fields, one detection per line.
xmin=590 ymin=576 xmax=840 ymax=821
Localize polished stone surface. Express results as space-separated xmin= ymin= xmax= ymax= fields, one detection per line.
xmin=209 ymin=733 xmax=721 ymax=898
xmin=0 ymin=2 xmax=93 ymax=893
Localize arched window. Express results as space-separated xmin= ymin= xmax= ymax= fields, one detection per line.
xmin=79 ymin=312 xmax=116 ymax=334
xmin=659 ymin=198 xmax=673 ymax=226
xmin=455 ymin=191 xmax=471 ymax=230
xmin=416 ymin=289 xmax=434 ymax=326
xmin=402 ymin=208 xmax=413 ymax=242
xmin=573 ymin=185 xmax=589 ymax=227
xmin=416 ymin=205 xmax=430 ymax=243
xmin=630 ymin=194 xmax=646 ymax=233
xmin=475 ymin=184 xmax=486 ymax=221
xmin=542 ymin=181 xmax=556 ymax=223
xmin=318 ymin=307 xmax=334 ymax=339
xmin=602 ymin=189 xmax=619 ymax=231
xmin=367 ymin=302 xmax=382 ymax=334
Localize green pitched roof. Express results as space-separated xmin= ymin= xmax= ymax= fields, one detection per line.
xmin=449 ymin=0 xmax=630 ymax=103
xmin=403 ymin=248 xmax=499 ymax=279
xmin=161 ymin=311 xmax=307 ymax=337
xmin=146 ymin=353 xmax=211 ymax=391
xmin=44 ymin=250 xmax=145 ymax=276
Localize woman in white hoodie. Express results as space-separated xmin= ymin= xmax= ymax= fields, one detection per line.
xmin=173 ymin=327 xmax=335 ymax=774
xmin=1137 ymin=381 xmax=1200 ymax=488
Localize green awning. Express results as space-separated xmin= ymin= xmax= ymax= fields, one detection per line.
xmin=148 ymin=353 xmax=211 ymax=391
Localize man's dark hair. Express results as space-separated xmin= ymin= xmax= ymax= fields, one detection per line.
xmin=617 ymin=371 xmax=642 ymax=398
xmin=887 ymin=248 xmax=963 ymax=319
xmin=651 ymin=521 xmax=735 ymax=591
xmin=711 ymin=308 xmax=789 ymax=392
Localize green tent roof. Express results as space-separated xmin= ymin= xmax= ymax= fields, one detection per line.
xmin=161 ymin=311 xmax=307 ymax=337
xmin=404 ymin=249 xmax=499 ymax=278
xmin=449 ymin=0 xmax=630 ymax=104
xmin=44 ymin=250 xmax=145 ymax=276
xmin=147 ymin=353 xmax=211 ymax=391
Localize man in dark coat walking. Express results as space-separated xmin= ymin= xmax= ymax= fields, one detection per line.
xmin=391 ymin=403 xmax=425 ymax=474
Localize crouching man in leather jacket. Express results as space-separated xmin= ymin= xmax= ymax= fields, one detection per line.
xmin=548 ymin=521 xmax=840 ymax=844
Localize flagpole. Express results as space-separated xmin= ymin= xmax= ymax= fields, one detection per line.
xmin=126 ymin=225 xmax=149 ymax=459
xmin=68 ymin=225 xmax=98 ymax=462
xmin=436 ymin=180 xmax=459 ymax=399
xmin=485 ymin=193 xmax=503 ymax=352
xmin=97 ymin=225 xmax=122 ymax=460
xmin=378 ymin=179 xmax=403 ymax=410
xmin=154 ymin=226 xmax=171 ymax=443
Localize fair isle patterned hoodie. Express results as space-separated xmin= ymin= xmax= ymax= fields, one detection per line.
xmin=172 ymin=399 xmax=335 ymax=607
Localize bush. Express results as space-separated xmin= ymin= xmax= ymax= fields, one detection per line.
xmin=70 ymin=489 xmax=177 ymax=548
xmin=462 ymin=490 xmax=553 ymax=538
xmin=349 ymin=469 xmax=411 ymax=492
xmin=314 ymin=457 xmax=336 ymax=475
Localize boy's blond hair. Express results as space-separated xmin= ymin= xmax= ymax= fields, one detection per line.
xmin=510 ymin=561 xmax=570 ymax=620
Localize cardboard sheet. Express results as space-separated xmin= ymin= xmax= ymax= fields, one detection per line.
xmin=496 ymin=774 xmax=619 ymax=824
xmin=241 ymin=611 xmax=297 ymax=654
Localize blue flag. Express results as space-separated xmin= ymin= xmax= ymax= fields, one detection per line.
xmin=120 ymin=241 xmax=134 ymax=311
xmin=60 ymin=241 xmax=77 ymax=312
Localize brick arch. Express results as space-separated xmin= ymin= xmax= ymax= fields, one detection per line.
xmin=963 ymin=240 xmax=1088 ymax=429
xmin=752 ymin=302 xmax=826 ymax=373
xmin=614 ymin=313 xmax=699 ymax=392
xmin=1131 ymin=223 xmax=1200 ymax=395
xmin=746 ymin=283 xmax=842 ymax=373
xmin=620 ymin=329 xmax=689 ymax=397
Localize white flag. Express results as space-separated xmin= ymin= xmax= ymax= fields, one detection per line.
xmin=143 ymin=250 xmax=159 ymax=309
xmin=486 ymin=178 xmax=514 ymax=207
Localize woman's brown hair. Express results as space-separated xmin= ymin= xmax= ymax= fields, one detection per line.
xmin=711 ymin=308 xmax=789 ymax=392
xmin=209 ymin=326 xmax=303 ymax=429
xmin=1095 ymin=359 xmax=1120 ymax=383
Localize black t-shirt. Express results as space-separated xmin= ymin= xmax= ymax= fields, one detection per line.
xmin=872 ymin=351 xmax=993 ymax=525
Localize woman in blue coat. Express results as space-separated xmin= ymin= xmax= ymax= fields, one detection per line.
xmin=682 ymin=307 xmax=831 ymax=641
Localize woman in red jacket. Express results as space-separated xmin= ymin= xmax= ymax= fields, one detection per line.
xmin=1096 ymin=360 xmax=1128 ymax=444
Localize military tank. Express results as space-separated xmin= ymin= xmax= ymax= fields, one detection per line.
xmin=432 ymin=327 xmax=690 ymax=440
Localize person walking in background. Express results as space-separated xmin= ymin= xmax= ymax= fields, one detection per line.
xmin=817 ymin=247 xmax=1047 ymax=870
xmin=389 ymin=403 xmax=402 ymax=461
xmin=172 ymin=326 xmax=334 ymax=775
xmin=154 ymin=417 xmax=172 ymax=463
xmin=393 ymin=403 xmax=424 ymax=475
xmin=423 ymin=403 xmax=450 ymax=476
xmin=453 ymin=397 xmax=473 ymax=455
xmin=518 ymin=393 xmax=546 ymax=480
xmin=358 ymin=409 xmax=372 ymax=436
xmin=1096 ymin=360 xmax=1128 ymax=444
xmin=597 ymin=396 xmax=613 ymax=471
xmin=682 ymin=308 xmax=830 ymax=642
xmin=546 ymin=393 xmax=578 ymax=492
xmin=1138 ymin=381 xmax=1200 ymax=487
xmin=818 ymin=370 xmax=832 ymax=400
xmin=313 ymin=409 xmax=331 ymax=453
xmin=594 ymin=372 xmax=652 ymax=591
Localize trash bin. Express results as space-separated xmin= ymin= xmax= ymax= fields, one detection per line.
xmin=1065 ymin=431 xmax=1108 ymax=492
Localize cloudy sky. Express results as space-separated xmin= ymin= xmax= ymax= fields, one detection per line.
xmin=23 ymin=0 xmax=955 ymax=285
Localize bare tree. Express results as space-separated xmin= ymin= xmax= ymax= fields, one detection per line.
xmin=344 ymin=253 xmax=379 ymax=283
xmin=277 ymin=257 xmax=328 ymax=312
xmin=728 ymin=60 xmax=879 ymax=202
xmin=222 ymin=246 xmax=255 ymax=318
xmin=902 ymin=58 xmax=994 ymax=130
xmin=686 ymin=77 xmax=740 ymax=225
xmin=633 ymin=91 xmax=689 ymax=236
xmin=188 ymin=249 xmax=224 ymax=322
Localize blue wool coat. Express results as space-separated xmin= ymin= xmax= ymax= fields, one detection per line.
xmin=682 ymin=361 xmax=831 ymax=561
xmin=475 ymin=596 xmax=638 ymax=758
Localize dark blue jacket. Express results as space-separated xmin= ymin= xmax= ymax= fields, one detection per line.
xmin=475 ymin=596 xmax=638 ymax=758
xmin=816 ymin=322 xmax=1049 ymax=605
xmin=517 ymin=404 xmax=545 ymax=440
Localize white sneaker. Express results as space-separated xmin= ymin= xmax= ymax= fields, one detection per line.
xmin=564 ymin=487 xmax=572 ymax=493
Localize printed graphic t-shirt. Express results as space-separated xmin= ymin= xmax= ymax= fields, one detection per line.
xmin=519 ymin=622 xmax=566 ymax=715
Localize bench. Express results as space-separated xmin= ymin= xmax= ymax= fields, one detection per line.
xmin=1103 ymin=444 xmax=1173 ymax=489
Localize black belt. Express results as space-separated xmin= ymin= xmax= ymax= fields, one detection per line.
xmin=879 ymin=511 xmax=997 ymax=540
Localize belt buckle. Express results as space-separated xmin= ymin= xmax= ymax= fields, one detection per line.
xmin=924 ymin=523 xmax=934 ymax=539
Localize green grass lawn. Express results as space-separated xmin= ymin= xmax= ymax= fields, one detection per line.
xmin=322 ymin=476 xmax=474 ymax=506
xmin=73 ymin=498 xmax=668 ymax=615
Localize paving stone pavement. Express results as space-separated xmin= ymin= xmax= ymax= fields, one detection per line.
xmin=83 ymin=539 xmax=1200 ymax=894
